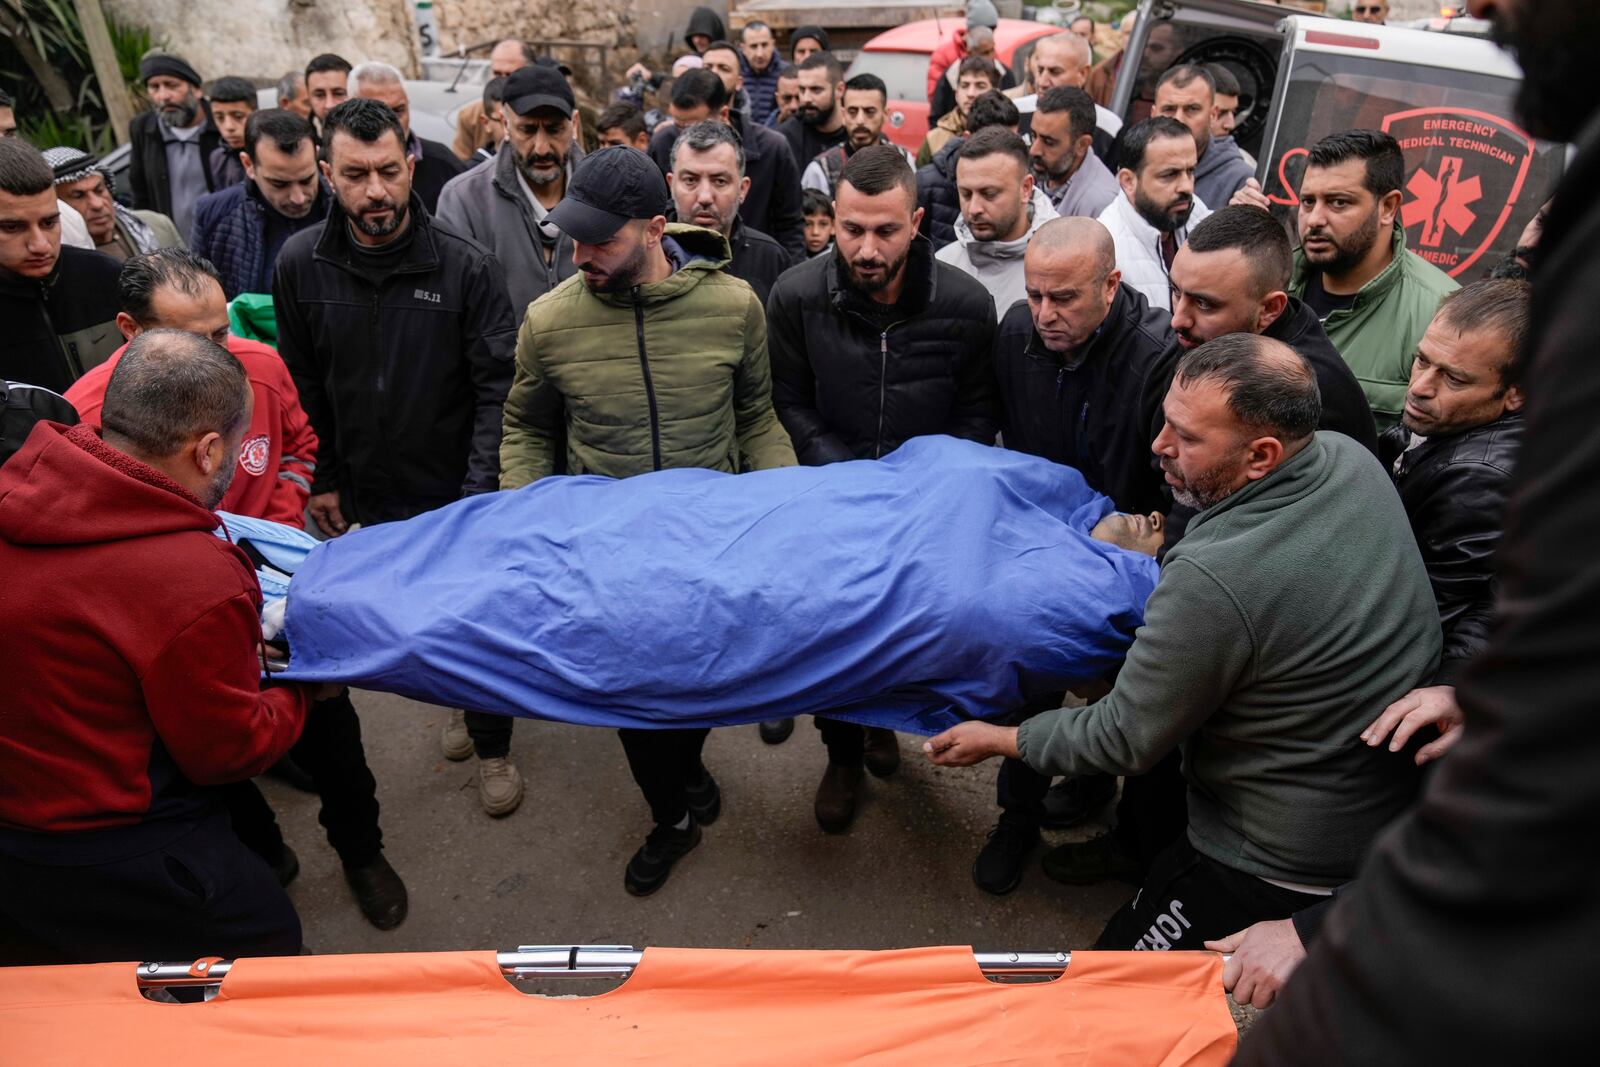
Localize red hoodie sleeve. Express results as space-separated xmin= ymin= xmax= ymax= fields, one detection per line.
xmin=927 ymin=30 xmax=967 ymax=103
xmin=263 ymin=360 xmax=319 ymax=527
xmin=141 ymin=591 xmax=310 ymax=786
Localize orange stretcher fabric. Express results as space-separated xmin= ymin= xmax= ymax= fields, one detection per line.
xmin=0 ymin=946 xmax=1236 ymax=1065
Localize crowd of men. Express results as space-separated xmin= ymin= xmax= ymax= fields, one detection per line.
xmin=0 ymin=2 xmax=1595 ymax=1057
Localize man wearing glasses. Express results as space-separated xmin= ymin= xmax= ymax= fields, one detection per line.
xmin=1351 ymin=1 xmax=1389 ymax=24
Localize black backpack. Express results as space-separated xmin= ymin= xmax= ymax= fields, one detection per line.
xmin=1 ymin=380 xmax=79 ymax=468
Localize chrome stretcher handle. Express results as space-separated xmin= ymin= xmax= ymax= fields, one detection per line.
xmin=135 ymin=947 xmax=1231 ymax=989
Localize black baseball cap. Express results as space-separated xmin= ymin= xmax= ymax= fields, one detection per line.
xmin=503 ymin=63 xmax=574 ymax=117
xmin=547 ymin=146 xmax=670 ymax=244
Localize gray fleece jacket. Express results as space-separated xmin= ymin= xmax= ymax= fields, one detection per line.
xmin=1017 ymin=432 xmax=1441 ymax=885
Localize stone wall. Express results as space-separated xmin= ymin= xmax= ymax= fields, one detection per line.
xmin=106 ymin=0 xmax=419 ymax=83
xmin=428 ymin=1 xmax=646 ymax=99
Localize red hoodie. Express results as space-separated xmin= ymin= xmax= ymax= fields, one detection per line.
xmin=0 ymin=423 xmax=310 ymax=841
xmin=66 ymin=335 xmax=319 ymax=528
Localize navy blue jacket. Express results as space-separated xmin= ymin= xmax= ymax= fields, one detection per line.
xmin=916 ymin=136 xmax=965 ymax=250
xmin=740 ymin=53 xmax=787 ymax=127
xmin=191 ymin=180 xmax=332 ymax=298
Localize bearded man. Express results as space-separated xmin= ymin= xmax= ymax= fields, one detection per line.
xmin=272 ymin=97 xmax=521 ymax=815
xmin=127 ymin=53 xmax=221 ymax=240
xmin=438 ymin=64 xmax=583 ymax=321
xmin=500 ymin=145 xmax=795 ymax=896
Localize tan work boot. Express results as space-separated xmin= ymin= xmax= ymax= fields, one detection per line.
xmin=477 ymin=756 xmax=524 ymax=817
xmin=440 ymin=709 xmax=473 ymax=761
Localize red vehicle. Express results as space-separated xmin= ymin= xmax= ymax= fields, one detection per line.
xmin=846 ymin=18 xmax=1061 ymax=152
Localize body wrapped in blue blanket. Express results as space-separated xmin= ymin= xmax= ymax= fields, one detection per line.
xmin=239 ymin=438 xmax=1158 ymax=733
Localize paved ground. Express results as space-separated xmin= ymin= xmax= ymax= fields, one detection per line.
xmin=264 ymin=690 xmax=1257 ymax=1029
xmin=267 ymin=691 xmax=1131 ymax=958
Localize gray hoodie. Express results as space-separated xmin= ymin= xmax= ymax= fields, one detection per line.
xmin=1017 ymin=432 xmax=1441 ymax=886
xmin=1194 ymin=134 xmax=1256 ymax=213
xmin=935 ymin=186 xmax=1059 ymax=313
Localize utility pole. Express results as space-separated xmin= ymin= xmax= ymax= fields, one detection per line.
xmin=73 ymin=0 xmax=135 ymax=146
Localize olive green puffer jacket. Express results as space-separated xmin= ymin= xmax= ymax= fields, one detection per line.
xmin=500 ymin=224 xmax=795 ymax=487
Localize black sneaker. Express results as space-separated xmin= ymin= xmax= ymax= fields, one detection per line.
xmin=344 ymin=853 xmax=408 ymax=930
xmin=686 ymin=771 xmax=721 ymax=825
xmin=624 ymin=820 xmax=703 ymax=897
xmin=972 ymin=815 xmax=1041 ymax=895
xmin=1040 ymin=775 xmax=1117 ymax=830
xmin=758 ymin=719 xmax=794 ymax=744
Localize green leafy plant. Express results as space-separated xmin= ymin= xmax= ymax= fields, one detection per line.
xmin=0 ymin=0 xmax=161 ymax=151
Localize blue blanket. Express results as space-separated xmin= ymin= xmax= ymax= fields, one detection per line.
xmin=278 ymin=437 xmax=1159 ymax=734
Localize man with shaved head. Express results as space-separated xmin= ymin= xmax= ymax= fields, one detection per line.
xmin=973 ymin=214 xmax=1182 ymax=895
xmin=930 ymin=332 xmax=1442 ymax=951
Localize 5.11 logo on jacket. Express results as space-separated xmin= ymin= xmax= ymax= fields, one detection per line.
xmin=1382 ymin=107 xmax=1536 ymax=279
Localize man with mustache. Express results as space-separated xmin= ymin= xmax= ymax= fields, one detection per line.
xmin=273 ymin=98 xmax=518 ymax=815
xmin=778 ymin=52 xmax=849 ymax=177
xmin=668 ymin=121 xmax=789 ymax=304
xmin=500 ymin=145 xmax=795 ymax=895
xmin=647 ymin=67 xmax=806 ymax=261
xmin=800 ymin=73 xmax=914 ymax=197
xmin=1235 ymin=2 xmax=1600 ymax=1056
xmin=438 ymin=64 xmax=581 ymax=323
xmin=348 ymin=62 xmax=465 ymax=214
xmin=1027 ymin=87 xmax=1119 ymax=219
xmin=1168 ymin=206 xmax=1377 ymax=455
xmin=927 ymin=333 xmax=1441 ymax=958
xmin=1284 ymin=130 xmax=1459 ymax=430
xmin=43 ymin=147 xmax=184 ymax=263
xmin=1097 ymin=117 xmax=1210 ymax=312
xmin=127 ymin=54 xmax=221 ymax=242
xmin=766 ymin=145 xmax=998 ymax=836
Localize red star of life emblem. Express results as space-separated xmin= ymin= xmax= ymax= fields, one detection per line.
xmin=1402 ymin=157 xmax=1483 ymax=249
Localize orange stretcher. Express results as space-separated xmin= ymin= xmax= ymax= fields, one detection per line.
xmin=0 ymin=945 xmax=1237 ymax=1065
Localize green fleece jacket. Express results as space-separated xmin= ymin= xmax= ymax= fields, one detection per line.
xmin=1291 ymin=223 xmax=1458 ymax=431
xmin=500 ymin=224 xmax=795 ymax=486
xmin=1016 ymin=432 xmax=1441 ymax=886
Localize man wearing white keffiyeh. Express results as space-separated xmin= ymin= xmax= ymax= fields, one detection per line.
xmin=41 ymin=147 xmax=185 ymax=262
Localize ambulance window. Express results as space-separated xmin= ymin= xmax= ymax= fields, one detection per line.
xmin=1262 ymin=52 xmax=1565 ymax=280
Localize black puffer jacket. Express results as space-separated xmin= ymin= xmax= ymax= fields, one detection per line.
xmin=725 ymin=217 xmax=791 ymax=305
xmin=766 ymin=236 xmax=998 ymax=464
xmin=995 ymin=284 xmax=1179 ymax=515
xmin=272 ymin=196 xmax=515 ymax=524
xmin=1380 ymin=411 xmax=1522 ymax=685
xmin=916 ymin=136 xmax=964 ymax=250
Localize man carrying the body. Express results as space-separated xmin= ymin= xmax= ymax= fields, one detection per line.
xmin=500 ymin=146 xmax=795 ymax=897
xmin=927 ymin=334 xmax=1441 ymax=949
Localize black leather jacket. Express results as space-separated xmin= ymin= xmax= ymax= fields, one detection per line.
xmin=1381 ymin=411 xmax=1523 ymax=684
